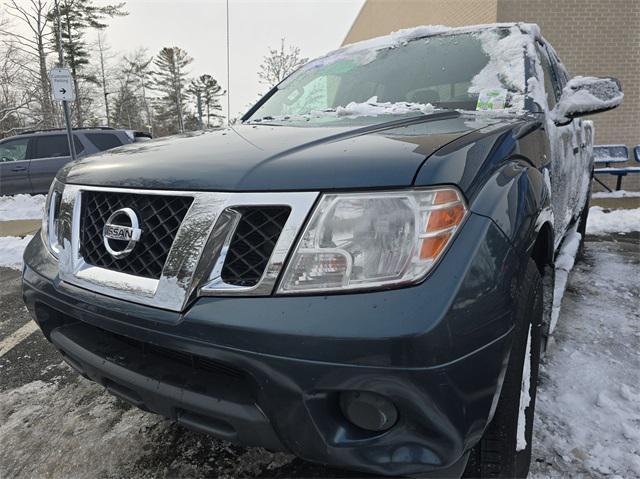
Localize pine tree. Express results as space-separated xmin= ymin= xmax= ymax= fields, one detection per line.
xmin=49 ymin=0 xmax=127 ymax=127
xmin=187 ymin=74 xmax=225 ymax=128
xmin=151 ymin=46 xmax=192 ymax=134
xmin=258 ymin=38 xmax=308 ymax=88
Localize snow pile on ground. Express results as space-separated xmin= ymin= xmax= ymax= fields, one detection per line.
xmin=587 ymin=206 xmax=640 ymax=235
xmin=0 ymin=194 xmax=45 ymax=221
xmin=0 ymin=236 xmax=32 ymax=269
xmin=530 ymin=241 xmax=640 ymax=478
xmin=592 ymin=190 xmax=640 ymax=199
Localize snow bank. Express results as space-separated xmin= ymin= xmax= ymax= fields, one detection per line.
xmin=0 ymin=194 xmax=45 ymax=221
xmin=586 ymin=206 xmax=640 ymax=235
xmin=0 ymin=236 xmax=32 ymax=269
xmin=592 ymin=190 xmax=640 ymax=199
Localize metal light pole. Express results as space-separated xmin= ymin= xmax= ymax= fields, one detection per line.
xmin=53 ymin=0 xmax=77 ymax=163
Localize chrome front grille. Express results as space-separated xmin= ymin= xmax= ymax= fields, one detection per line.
xmin=54 ymin=185 xmax=318 ymax=312
xmin=80 ymin=191 xmax=193 ymax=279
xmin=221 ymin=206 xmax=291 ymax=287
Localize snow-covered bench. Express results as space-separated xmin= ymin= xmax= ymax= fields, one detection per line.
xmin=593 ymin=144 xmax=640 ymax=191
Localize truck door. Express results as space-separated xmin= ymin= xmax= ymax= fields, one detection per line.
xmin=536 ymin=42 xmax=584 ymax=246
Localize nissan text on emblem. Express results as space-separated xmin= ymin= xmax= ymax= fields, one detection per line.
xmin=103 ymin=208 xmax=143 ymax=258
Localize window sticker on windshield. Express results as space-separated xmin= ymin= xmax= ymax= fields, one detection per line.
xmin=476 ymin=88 xmax=508 ymax=111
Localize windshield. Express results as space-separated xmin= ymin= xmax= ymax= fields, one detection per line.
xmin=246 ymin=27 xmax=527 ymax=126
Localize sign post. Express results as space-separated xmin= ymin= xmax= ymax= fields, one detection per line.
xmin=49 ymin=67 xmax=78 ymax=163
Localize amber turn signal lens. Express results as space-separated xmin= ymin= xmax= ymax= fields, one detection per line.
xmin=420 ymin=233 xmax=451 ymax=260
xmin=434 ymin=190 xmax=459 ymax=205
xmin=426 ymin=204 xmax=466 ymax=231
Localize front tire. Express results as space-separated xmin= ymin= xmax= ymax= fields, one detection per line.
xmin=464 ymin=258 xmax=543 ymax=478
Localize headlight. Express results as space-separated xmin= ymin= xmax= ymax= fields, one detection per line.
xmin=277 ymin=187 xmax=467 ymax=294
xmin=41 ymin=179 xmax=63 ymax=258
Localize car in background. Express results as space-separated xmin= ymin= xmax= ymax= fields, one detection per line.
xmin=0 ymin=128 xmax=151 ymax=195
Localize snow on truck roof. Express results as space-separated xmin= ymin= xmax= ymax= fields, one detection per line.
xmin=321 ymin=22 xmax=541 ymax=64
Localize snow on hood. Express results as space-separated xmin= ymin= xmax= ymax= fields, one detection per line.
xmin=552 ymin=76 xmax=624 ymax=122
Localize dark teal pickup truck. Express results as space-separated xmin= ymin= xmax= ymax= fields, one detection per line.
xmin=22 ymin=23 xmax=621 ymax=478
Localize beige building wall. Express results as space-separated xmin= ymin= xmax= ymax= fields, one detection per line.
xmin=497 ymin=0 xmax=639 ymax=154
xmin=343 ymin=0 xmax=497 ymax=44
xmin=343 ymin=0 xmax=639 ymax=188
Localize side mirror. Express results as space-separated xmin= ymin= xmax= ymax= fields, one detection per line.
xmin=552 ymin=76 xmax=623 ymax=125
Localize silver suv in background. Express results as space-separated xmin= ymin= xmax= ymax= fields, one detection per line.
xmin=0 ymin=128 xmax=150 ymax=195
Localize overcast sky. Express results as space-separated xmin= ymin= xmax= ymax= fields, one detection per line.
xmin=89 ymin=0 xmax=364 ymax=120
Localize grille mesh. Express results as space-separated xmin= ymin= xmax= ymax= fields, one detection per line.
xmin=80 ymin=191 xmax=193 ymax=279
xmin=221 ymin=206 xmax=291 ymax=287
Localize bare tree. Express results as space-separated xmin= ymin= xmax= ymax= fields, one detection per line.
xmin=124 ymin=49 xmax=153 ymax=132
xmin=0 ymin=41 xmax=41 ymax=136
xmin=95 ymin=30 xmax=116 ymax=126
xmin=1 ymin=0 xmax=55 ymax=128
xmin=257 ymin=38 xmax=308 ymax=88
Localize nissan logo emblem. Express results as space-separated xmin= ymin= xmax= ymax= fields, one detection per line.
xmin=103 ymin=208 xmax=142 ymax=259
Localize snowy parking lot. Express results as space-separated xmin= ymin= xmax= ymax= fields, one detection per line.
xmin=0 ymin=195 xmax=639 ymax=478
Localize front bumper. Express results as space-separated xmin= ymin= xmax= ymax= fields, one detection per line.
xmin=22 ymin=213 xmax=520 ymax=477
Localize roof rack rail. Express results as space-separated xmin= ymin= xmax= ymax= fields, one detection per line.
xmin=18 ymin=126 xmax=116 ymax=135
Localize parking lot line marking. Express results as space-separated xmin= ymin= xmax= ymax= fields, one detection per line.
xmin=0 ymin=321 xmax=38 ymax=358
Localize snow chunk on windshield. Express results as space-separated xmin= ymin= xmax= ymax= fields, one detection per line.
xmin=253 ymin=96 xmax=438 ymax=123
xmin=335 ymin=96 xmax=437 ymax=117
xmin=470 ymin=25 xmax=531 ymax=111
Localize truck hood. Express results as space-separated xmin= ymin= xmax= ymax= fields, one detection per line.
xmin=60 ymin=112 xmax=507 ymax=191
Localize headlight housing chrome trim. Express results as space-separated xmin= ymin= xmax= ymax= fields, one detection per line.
xmin=42 ymin=179 xmax=64 ymax=258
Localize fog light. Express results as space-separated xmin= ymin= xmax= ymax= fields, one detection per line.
xmin=339 ymin=391 xmax=398 ymax=432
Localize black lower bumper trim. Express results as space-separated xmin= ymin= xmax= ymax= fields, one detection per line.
xmin=50 ymin=322 xmax=285 ymax=451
